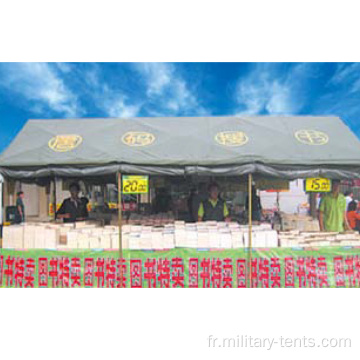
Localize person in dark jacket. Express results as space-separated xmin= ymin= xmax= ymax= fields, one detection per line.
xmin=15 ymin=191 xmax=25 ymax=224
xmin=56 ymin=183 xmax=89 ymax=223
xmin=245 ymin=186 xmax=262 ymax=223
xmin=198 ymin=183 xmax=230 ymax=222
xmin=187 ymin=188 xmax=198 ymax=222
xmin=153 ymin=187 xmax=172 ymax=214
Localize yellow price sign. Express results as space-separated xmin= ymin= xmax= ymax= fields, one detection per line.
xmin=122 ymin=175 xmax=149 ymax=194
xmin=305 ymin=178 xmax=331 ymax=192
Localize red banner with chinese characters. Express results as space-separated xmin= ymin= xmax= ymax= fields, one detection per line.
xmin=1 ymin=248 xmax=360 ymax=288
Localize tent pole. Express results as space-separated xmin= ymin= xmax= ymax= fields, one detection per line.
xmin=309 ymin=193 xmax=317 ymax=219
xmin=117 ymin=172 xmax=124 ymax=288
xmin=248 ymin=173 xmax=252 ymax=288
xmin=53 ymin=177 xmax=57 ymax=221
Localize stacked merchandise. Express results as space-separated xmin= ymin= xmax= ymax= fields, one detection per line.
xmin=174 ymin=221 xmax=186 ymax=247
xmin=230 ymin=223 xmax=244 ymax=248
xmin=4 ymin=221 xmax=360 ymax=250
xmin=243 ymin=224 xmax=278 ymax=248
xmin=185 ymin=223 xmax=198 ymax=248
xmin=280 ymin=213 xmax=320 ymax=231
xmin=3 ymin=223 xmax=63 ymax=249
xmin=2 ymin=225 xmax=24 ymax=248
xmin=2 ymin=220 xmax=279 ymax=250
xmin=127 ymin=212 xmax=175 ymax=226
xmin=173 ymin=221 xmax=278 ymax=248
xmin=279 ymin=230 xmax=360 ymax=247
xmin=207 ymin=222 xmax=219 ymax=248
xmin=163 ymin=224 xmax=176 ymax=249
xmin=2 ymin=221 xmax=103 ymax=250
xmin=127 ymin=225 xmax=141 ymax=250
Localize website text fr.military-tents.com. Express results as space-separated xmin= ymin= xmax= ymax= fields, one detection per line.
xmin=207 ymin=335 xmax=352 ymax=350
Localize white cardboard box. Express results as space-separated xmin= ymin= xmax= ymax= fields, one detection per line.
xmin=44 ymin=227 xmax=59 ymax=249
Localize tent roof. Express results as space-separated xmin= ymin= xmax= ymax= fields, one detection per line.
xmin=1 ymin=116 xmax=360 ymax=179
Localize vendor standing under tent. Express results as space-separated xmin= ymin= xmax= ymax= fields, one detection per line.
xmin=187 ymin=183 xmax=207 ymax=222
xmin=15 ymin=191 xmax=25 ymax=224
xmin=346 ymin=200 xmax=360 ymax=232
xmin=245 ymin=185 xmax=262 ymax=224
xmin=345 ymin=190 xmax=355 ymax=211
xmin=319 ymin=180 xmax=351 ymax=232
xmin=187 ymin=187 xmax=198 ymax=222
xmin=56 ymin=182 xmax=89 ymax=223
xmin=153 ymin=187 xmax=172 ymax=214
xmin=198 ymin=183 xmax=230 ymax=222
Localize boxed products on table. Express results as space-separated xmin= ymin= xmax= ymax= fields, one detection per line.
xmin=126 ymin=212 xmax=175 ymax=226
xmin=4 ymin=221 xmax=359 ymax=250
xmin=2 ymin=220 xmax=279 ymax=250
xmin=174 ymin=221 xmax=278 ymax=248
xmin=279 ymin=230 xmax=360 ymax=247
xmin=280 ymin=213 xmax=320 ymax=232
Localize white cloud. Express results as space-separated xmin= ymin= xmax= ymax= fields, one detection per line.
xmin=55 ymin=62 xmax=72 ymax=74
xmin=266 ymin=82 xmax=293 ymax=114
xmin=0 ymin=62 xmax=207 ymax=120
xmin=104 ymin=95 xmax=141 ymax=118
xmin=136 ymin=63 xmax=172 ymax=96
xmin=82 ymin=67 xmax=142 ymax=118
xmin=314 ymin=63 xmax=360 ymax=121
xmin=134 ymin=63 xmax=208 ymax=116
xmin=82 ymin=63 xmax=104 ymax=89
xmin=235 ymin=63 xmax=312 ymax=115
xmin=330 ymin=63 xmax=360 ymax=93
xmin=0 ymin=62 xmax=82 ymax=117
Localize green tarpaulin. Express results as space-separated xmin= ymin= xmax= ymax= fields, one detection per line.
xmin=1 ymin=116 xmax=360 ymax=179
xmin=1 ymin=247 xmax=359 ymax=288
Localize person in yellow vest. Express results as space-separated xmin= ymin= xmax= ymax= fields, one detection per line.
xmin=319 ymin=180 xmax=351 ymax=232
xmin=198 ymin=183 xmax=230 ymax=222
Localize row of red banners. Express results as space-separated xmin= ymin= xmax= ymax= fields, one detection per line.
xmin=1 ymin=254 xmax=359 ymax=288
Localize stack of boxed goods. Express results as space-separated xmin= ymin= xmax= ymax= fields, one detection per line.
xmin=118 ymin=224 xmax=175 ymax=250
xmin=279 ymin=230 xmax=360 ymax=247
xmin=140 ymin=226 xmax=152 ymax=250
xmin=197 ymin=222 xmax=209 ymax=248
xmin=128 ymin=225 xmax=141 ymax=250
xmin=243 ymin=224 xmax=278 ymax=248
xmin=172 ymin=221 xmax=278 ymax=248
xmin=5 ymin=221 xmax=360 ymax=250
xmin=151 ymin=227 xmax=165 ymax=249
xmin=3 ymin=220 xmax=280 ymax=250
xmin=2 ymin=225 xmax=25 ymax=248
xmin=2 ymin=221 xmax=103 ymax=250
xmin=230 ymin=223 xmax=244 ymax=248
xmin=208 ymin=221 xmax=220 ymax=248
xmin=2 ymin=223 xmax=62 ymax=249
xmin=219 ymin=225 xmax=232 ymax=248
xmin=185 ymin=223 xmax=198 ymax=248
xmin=281 ymin=213 xmax=320 ymax=231
xmin=174 ymin=221 xmax=186 ymax=247
xmin=127 ymin=212 xmax=174 ymax=226
xmin=163 ymin=224 xmax=175 ymax=249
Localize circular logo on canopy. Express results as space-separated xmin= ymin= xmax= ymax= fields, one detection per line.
xmin=122 ymin=132 xmax=155 ymax=147
xmin=215 ymin=131 xmax=249 ymax=146
xmin=48 ymin=135 xmax=83 ymax=152
xmin=295 ymin=130 xmax=329 ymax=145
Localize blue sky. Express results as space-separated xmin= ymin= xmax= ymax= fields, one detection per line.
xmin=0 ymin=62 xmax=360 ymax=153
